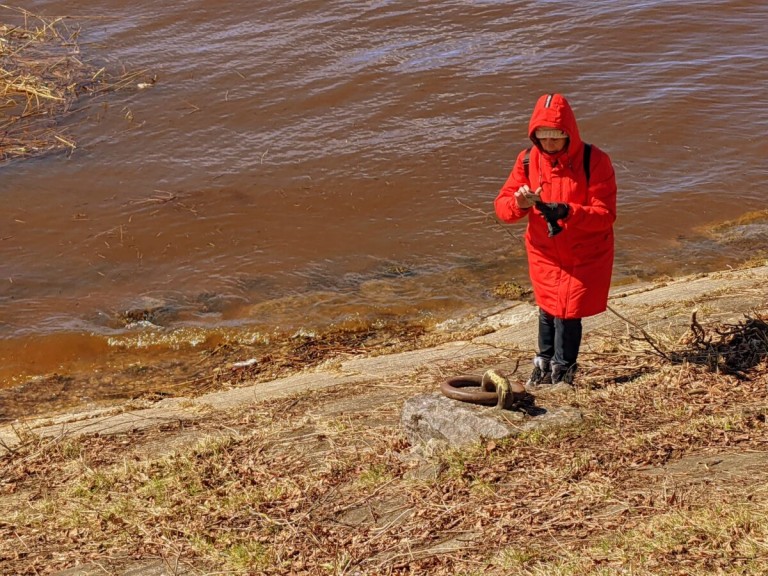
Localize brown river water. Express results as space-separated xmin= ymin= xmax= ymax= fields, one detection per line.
xmin=2 ymin=0 xmax=768 ymax=416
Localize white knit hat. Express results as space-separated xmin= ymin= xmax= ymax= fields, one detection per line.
xmin=535 ymin=128 xmax=568 ymax=139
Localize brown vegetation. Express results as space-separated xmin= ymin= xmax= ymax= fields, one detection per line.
xmin=1 ymin=311 xmax=767 ymax=575
xmin=0 ymin=5 xmax=146 ymax=161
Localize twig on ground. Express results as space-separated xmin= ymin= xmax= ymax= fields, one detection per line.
xmin=607 ymin=304 xmax=672 ymax=361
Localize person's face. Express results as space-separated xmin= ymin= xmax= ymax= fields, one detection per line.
xmin=539 ymin=137 xmax=568 ymax=154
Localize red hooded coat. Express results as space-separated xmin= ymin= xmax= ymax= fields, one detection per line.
xmin=494 ymin=94 xmax=617 ymax=319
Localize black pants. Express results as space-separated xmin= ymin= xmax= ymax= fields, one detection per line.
xmin=537 ymin=308 xmax=582 ymax=368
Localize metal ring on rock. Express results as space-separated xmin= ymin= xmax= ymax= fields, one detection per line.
xmin=439 ymin=375 xmax=498 ymax=406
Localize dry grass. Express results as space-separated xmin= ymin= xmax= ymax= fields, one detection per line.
xmin=707 ymin=209 xmax=768 ymax=233
xmin=1 ymin=313 xmax=768 ymax=575
xmin=0 ymin=4 xmax=147 ymax=161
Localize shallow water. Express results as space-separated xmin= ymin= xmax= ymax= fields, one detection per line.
xmin=2 ymin=0 xmax=768 ymax=398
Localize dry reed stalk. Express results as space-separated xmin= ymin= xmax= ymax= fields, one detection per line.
xmin=0 ymin=5 xmax=147 ymax=161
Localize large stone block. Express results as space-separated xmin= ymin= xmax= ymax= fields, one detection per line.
xmin=401 ymin=393 xmax=582 ymax=448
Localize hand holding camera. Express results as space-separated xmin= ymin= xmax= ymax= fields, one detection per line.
xmin=514 ymin=185 xmax=542 ymax=209
xmin=535 ymin=202 xmax=570 ymax=237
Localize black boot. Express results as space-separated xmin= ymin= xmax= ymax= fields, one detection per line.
xmin=525 ymin=356 xmax=552 ymax=390
xmin=551 ymin=363 xmax=578 ymax=386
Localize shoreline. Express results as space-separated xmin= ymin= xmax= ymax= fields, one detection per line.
xmin=3 ymin=207 xmax=767 ymax=423
xmin=3 ymin=261 xmax=766 ymax=450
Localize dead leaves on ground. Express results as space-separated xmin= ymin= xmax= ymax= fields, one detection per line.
xmin=1 ymin=313 xmax=768 ymax=575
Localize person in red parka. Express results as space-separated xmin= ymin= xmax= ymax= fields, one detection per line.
xmin=494 ymin=93 xmax=617 ymax=387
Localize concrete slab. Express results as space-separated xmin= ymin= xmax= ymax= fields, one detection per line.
xmin=27 ymin=405 xmax=201 ymax=440
xmin=53 ymin=559 xmax=194 ymax=576
xmin=190 ymin=371 xmax=369 ymax=410
xmin=340 ymin=340 xmax=498 ymax=378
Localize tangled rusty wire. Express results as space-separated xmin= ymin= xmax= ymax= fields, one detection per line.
xmin=679 ymin=311 xmax=768 ymax=377
xmin=589 ymin=308 xmax=768 ymax=388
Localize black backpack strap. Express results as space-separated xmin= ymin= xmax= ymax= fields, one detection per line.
xmin=522 ymin=147 xmax=531 ymax=180
xmin=583 ymin=143 xmax=592 ymax=186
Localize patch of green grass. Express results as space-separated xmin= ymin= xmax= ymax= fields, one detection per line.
xmin=469 ymin=478 xmax=497 ymax=497
xmin=357 ymin=463 xmax=393 ymax=489
xmin=486 ymin=489 xmax=768 ymax=576
xmin=225 ymin=541 xmax=274 ymax=571
xmin=592 ymin=498 xmax=768 ymax=573
xmin=438 ymin=442 xmax=488 ymax=478
xmin=71 ymin=470 xmax=115 ymax=498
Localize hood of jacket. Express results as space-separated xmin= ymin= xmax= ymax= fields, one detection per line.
xmin=527 ymin=93 xmax=583 ymax=160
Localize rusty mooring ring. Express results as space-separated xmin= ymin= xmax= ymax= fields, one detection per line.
xmin=439 ymin=375 xmax=498 ymax=406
